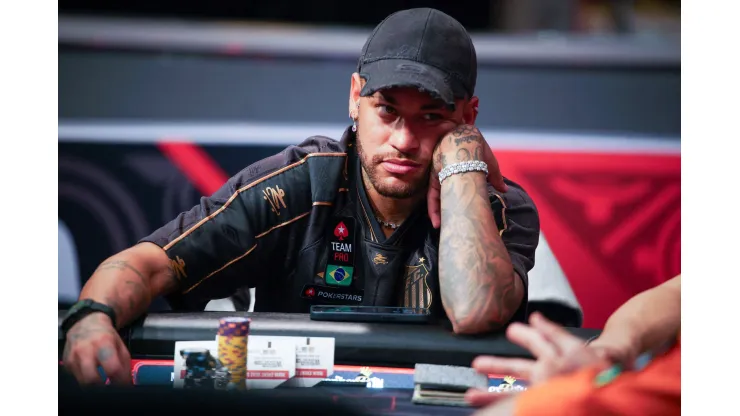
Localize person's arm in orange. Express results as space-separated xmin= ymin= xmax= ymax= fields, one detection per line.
xmin=467 ymin=275 xmax=682 ymax=412
xmin=589 ymin=275 xmax=681 ymax=365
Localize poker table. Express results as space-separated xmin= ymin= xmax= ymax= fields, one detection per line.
xmin=58 ymin=311 xmax=600 ymax=415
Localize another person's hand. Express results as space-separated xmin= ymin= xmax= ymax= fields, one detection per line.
xmin=427 ymin=124 xmax=507 ymax=229
xmin=62 ymin=313 xmax=132 ymax=385
xmin=586 ymin=333 xmax=641 ymax=370
xmin=466 ymin=312 xmax=611 ymax=408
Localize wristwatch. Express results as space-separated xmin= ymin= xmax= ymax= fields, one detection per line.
xmin=61 ymin=299 xmax=118 ymax=338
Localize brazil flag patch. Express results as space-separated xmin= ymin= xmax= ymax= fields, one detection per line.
xmin=325 ymin=265 xmax=353 ymax=286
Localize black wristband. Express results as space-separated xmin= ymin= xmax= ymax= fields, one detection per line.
xmin=61 ymin=299 xmax=117 ymax=339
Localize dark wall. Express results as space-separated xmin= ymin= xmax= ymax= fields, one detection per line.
xmin=59 ymin=48 xmax=680 ymax=136
xmin=59 ymin=0 xmax=496 ymax=29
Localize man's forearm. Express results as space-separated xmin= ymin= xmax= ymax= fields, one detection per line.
xmin=437 ymin=133 xmax=523 ymax=333
xmin=591 ymin=275 xmax=681 ymax=355
xmin=78 ymin=243 xmax=178 ymax=328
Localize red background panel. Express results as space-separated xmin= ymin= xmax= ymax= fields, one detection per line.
xmin=496 ymin=150 xmax=680 ymax=328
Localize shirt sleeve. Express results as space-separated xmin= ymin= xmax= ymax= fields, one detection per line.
xmin=138 ymin=136 xmax=346 ymax=310
xmin=515 ymin=342 xmax=681 ymax=416
xmin=487 ymin=179 xmax=541 ymax=321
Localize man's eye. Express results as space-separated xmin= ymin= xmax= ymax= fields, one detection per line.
xmin=379 ymin=105 xmax=397 ymax=115
xmin=423 ymin=113 xmax=443 ymax=121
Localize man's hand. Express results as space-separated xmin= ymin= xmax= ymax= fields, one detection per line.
xmin=465 ymin=313 xmax=611 ymax=408
xmin=427 ymin=124 xmax=507 ymax=229
xmin=62 ymin=313 xmax=132 ymax=385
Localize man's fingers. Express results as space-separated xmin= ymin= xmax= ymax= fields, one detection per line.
xmin=472 ymin=356 xmax=534 ymax=379
xmin=487 ymin=161 xmax=507 ymax=193
xmin=481 ymin=141 xmax=507 ymax=193
xmin=63 ymin=354 xmax=85 ymax=385
xmin=98 ymin=345 xmax=128 ymax=385
xmin=529 ymin=312 xmax=583 ymax=354
xmin=117 ymin=340 xmax=133 ymax=384
xmin=465 ymin=388 xmax=518 ymax=408
xmin=489 ymin=173 xmax=507 ymax=193
xmin=77 ymin=354 xmax=105 ymax=385
xmin=506 ymin=323 xmax=558 ymax=359
xmin=426 ymin=177 xmax=442 ymax=229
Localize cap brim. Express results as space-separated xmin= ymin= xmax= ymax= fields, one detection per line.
xmin=359 ymin=59 xmax=461 ymax=110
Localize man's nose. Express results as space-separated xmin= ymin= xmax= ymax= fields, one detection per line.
xmin=388 ymin=123 xmax=420 ymax=154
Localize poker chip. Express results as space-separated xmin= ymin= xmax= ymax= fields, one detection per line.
xmin=217 ymin=317 xmax=250 ymax=390
xmin=218 ymin=317 xmax=250 ymax=337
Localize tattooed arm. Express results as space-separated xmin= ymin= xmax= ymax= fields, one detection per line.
xmin=77 ymin=243 xmax=178 ymax=328
xmin=434 ymin=125 xmax=527 ymax=334
xmin=63 ymin=243 xmax=177 ymax=385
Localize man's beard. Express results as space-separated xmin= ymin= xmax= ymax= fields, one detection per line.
xmin=356 ymin=131 xmax=430 ymax=199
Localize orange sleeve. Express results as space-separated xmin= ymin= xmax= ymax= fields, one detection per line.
xmin=515 ymin=342 xmax=681 ymax=416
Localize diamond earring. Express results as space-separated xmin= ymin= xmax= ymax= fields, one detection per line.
xmin=351 ymin=101 xmax=359 ymax=132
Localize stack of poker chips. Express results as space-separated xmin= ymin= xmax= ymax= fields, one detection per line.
xmin=217 ymin=317 xmax=250 ymax=390
xmin=181 ymin=348 xmax=218 ymax=389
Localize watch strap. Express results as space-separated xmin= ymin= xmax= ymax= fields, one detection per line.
xmin=61 ymin=299 xmax=117 ymax=338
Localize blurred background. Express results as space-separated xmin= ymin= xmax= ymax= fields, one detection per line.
xmin=58 ymin=0 xmax=680 ymax=328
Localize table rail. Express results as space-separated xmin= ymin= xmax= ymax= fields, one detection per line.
xmin=58 ymin=311 xmax=600 ymax=367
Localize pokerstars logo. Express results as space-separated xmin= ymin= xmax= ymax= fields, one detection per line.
xmin=334 ymin=222 xmax=349 ymax=241
xmin=305 ymin=288 xmax=316 ymax=297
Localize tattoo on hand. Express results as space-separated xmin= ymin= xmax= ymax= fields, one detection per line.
xmin=454 ymin=135 xmax=481 ymax=146
xmin=64 ymin=315 xmax=120 ymax=362
xmin=438 ymin=153 xmax=448 ymax=168
xmin=456 ymin=148 xmax=471 ymax=162
xmin=97 ymin=347 xmax=114 ymax=362
xmin=435 ymin=125 xmax=486 ymax=169
xmin=451 ymin=125 xmax=479 ymax=138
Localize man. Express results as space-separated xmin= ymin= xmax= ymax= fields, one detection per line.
xmin=61 ymin=8 xmax=540 ymax=385
xmin=466 ymin=275 xmax=681 ymax=415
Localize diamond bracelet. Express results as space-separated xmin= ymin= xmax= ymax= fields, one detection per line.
xmin=438 ymin=160 xmax=489 ymax=185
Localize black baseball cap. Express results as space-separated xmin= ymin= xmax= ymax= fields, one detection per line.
xmin=357 ymin=8 xmax=477 ymax=110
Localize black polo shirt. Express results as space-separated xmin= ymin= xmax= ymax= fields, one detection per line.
xmin=140 ymin=127 xmax=540 ymax=322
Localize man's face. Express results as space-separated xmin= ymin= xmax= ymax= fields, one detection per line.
xmin=355 ymin=87 xmax=470 ymax=199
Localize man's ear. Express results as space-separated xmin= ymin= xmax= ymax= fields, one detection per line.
xmin=463 ymin=96 xmax=479 ymax=125
xmin=349 ymin=73 xmax=363 ymax=116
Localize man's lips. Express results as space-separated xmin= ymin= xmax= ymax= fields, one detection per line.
xmin=381 ymin=159 xmax=422 ymax=175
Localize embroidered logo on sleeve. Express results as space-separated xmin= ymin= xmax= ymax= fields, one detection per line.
xmin=170 ymin=256 xmax=187 ymax=280
xmin=263 ymin=185 xmax=287 ymax=216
